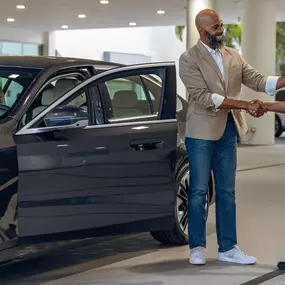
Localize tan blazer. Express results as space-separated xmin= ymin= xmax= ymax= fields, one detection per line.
xmin=179 ymin=40 xmax=268 ymax=140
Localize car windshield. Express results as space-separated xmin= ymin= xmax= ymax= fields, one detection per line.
xmin=0 ymin=67 xmax=41 ymax=118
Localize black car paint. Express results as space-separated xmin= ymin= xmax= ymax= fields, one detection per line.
xmin=0 ymin=57 xmax=189 ymax=263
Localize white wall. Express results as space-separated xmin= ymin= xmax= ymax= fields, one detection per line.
xmin=55 ymin=26 xmax=187 ymax=98
xmin=0 ymin=26 xmax=44 ymax=44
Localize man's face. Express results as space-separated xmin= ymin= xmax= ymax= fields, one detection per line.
xmin=202 ymin=17 xmax=224 ymax=49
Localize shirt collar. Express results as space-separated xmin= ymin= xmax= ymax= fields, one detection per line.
xmin=200 ymin=40 xmax=219 ymax=54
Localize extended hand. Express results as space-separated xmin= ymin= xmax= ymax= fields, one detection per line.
xmin=247 ymin=99 xmax=267 ymax=117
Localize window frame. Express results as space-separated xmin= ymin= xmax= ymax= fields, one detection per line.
xmin=16 ymin=62 xmax=177 ymax=135
xmin=97 ymin=73 xmax=163 ymax=124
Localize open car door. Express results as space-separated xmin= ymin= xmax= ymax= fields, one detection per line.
xmin=14 ymin=62 xmax=178 ymax=243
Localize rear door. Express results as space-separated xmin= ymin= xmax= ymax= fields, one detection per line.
xmin=14 ymin=62 xmax=177 ymax=241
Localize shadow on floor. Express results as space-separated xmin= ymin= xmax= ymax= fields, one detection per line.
xmin=128 ymin=258 xmax=276 ymax=278
xmin=0 ymin=233 xmax=175 ymax=285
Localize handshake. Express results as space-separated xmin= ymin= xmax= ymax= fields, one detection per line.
xmin=246 ymin=99 xmax=268 ymax=118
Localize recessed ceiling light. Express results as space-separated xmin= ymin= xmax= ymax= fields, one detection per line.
xmin=157 ymin=10 xmax=165 ymax=15
xmin=78 ymin=14 xmax=86 ymax=18
xmin=61 ymin=25 xmax=68 ymax=29
xmin=7 ymin=18 xmax=15 ymax=22
xmin=129 ymin=22 xmax=136 ymax=26
xmin=100 ymin=0 xmax=109 ymax=4
xmin=16 ymin=5 xmax=25 ymax=9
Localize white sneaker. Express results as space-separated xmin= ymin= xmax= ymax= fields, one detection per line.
xmin=217 ymin=246 xmax=257 ymax=265
xmin=190 ymin=246 xmax=206 ymax=265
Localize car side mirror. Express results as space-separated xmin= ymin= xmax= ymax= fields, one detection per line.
xmin=43 ymin=105 xmax=89 ymax=129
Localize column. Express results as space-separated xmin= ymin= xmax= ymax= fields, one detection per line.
xmin=42 ymin=31 xmax=56 ymax=56
xmin=186 ymin=0 xmax=216 ymax=49
xmin=240 ymin=0 xmax=276 ymax=145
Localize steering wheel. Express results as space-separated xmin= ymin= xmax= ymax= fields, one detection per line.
xmin=0 ymin=104 xmax=10 ymax=116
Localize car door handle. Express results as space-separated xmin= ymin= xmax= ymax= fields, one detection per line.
xmin=129 ymin=139 xmax=164 ymax=151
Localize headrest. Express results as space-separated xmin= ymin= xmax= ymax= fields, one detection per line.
xmin=41 ymin=90 xmax=55 ymax=106
xmin=55 ymin=78 xmax=79 ymax=94
xmin=41 ymin=78 xmax=80 ymax=106
xmin=112 ymin=90 xmax=138 ymax=108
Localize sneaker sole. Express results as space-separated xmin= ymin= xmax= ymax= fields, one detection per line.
xmin=217 ymin=256 xmax=256 ymax=265
xmin=189 ymin=260 xmax=206 ymax=265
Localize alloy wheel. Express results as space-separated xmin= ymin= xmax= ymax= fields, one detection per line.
xmin=176 ymin=170 xmax=209 ymax=236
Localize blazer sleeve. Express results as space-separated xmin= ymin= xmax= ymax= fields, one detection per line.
xmin=239 ymin=54 xmax=267 ymax=92
xmin=179 ymin=52 xmax=215 ymax=109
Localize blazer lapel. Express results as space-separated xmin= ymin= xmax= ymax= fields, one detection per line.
xmin=196 ymin=40 xmax=224 ymax=85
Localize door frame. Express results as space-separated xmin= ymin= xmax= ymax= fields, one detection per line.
xmin=16 ymin=62 xmax=177 ymax=135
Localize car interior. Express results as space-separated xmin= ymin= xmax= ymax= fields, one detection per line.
xmin=23 ymin=77 xmax=87 ymax=126
xmin=111 ymin=90 xmax=152 ymax=118
xmin=104 ymin=76 xmax=160 ymax=120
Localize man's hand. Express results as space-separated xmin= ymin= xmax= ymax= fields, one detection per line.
xmin=247 ymin=99 xmax=267 ymax=117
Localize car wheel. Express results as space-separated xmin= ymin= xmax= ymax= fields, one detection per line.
xmin=150 ymin=162 xmax=211 ymax=246
xmin=275 ymin=114 xmax=283 ymax=137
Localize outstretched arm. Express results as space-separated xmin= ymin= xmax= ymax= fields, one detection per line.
xmin=264 ymin=102 xmax=285 ymax=113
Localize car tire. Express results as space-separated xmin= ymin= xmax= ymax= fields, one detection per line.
xmin=150 ymin=162 xmax=211 ymax=246
xmin=275 ymin=114 xmax=283 ymax=138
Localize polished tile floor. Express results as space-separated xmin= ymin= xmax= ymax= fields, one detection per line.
xmin=36 ymin=143 xmax=285 ymax=285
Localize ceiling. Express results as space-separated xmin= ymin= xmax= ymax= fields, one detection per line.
xmin=0 ymin=0 xmax=285 ymax=32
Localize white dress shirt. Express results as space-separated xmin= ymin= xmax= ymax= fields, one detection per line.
xmin=200 ymin=41 xmax=279 ymax=109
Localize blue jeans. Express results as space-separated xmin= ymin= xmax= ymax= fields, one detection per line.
xmin=185 ymin=114 xmax=237 ymax=253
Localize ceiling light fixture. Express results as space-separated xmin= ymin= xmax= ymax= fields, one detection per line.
xmin=78 ymin=14 xmax=86 ymax=18
xmin=16 ymin=5 xmax=25 ymax=9
xmin=129 ymin=22 xmax=136 ymax=26
xmin=157 ymin=10 xmax=165 ymax=15
xmin=100 ymin=0 xmax=109 ymax=4
xmin=7 ymin=18 xmax=15 ymax=22
xmin=61 ymin=25 xmax=68 ymax=29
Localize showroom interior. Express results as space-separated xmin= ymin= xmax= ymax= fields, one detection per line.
xmin=0 ymin=0 xmax=285 ymax=284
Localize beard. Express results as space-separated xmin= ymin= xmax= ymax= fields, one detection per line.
xmin=206 ymin=31 xmax=224 ymax=49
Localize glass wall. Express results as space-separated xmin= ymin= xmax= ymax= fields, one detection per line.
xmin=0 ymin=41 xmax=39 ymax=56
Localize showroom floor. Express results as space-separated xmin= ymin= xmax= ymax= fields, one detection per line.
xmin=2 ymin=142 xmax=285 ymax=285
xmin=38 ymin=143 xmax=285 ymax=285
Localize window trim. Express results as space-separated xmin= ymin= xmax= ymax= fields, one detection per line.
xmin=16 ymin=117 xmax=176 ymax=136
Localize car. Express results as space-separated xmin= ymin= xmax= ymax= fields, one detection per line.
xmin=0 ymin=56 xmax=214 ymax=263
xmin=275 ymin=89 xmax=285 ymax=137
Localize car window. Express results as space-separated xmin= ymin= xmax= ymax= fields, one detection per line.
xmin=0 ymin=68 xmax=41 ymax=118
xmin=22 ymin=74 xmax=85 ymax=125
xmin=102 ymin=75 xmax=161 ymax=121
xmin=30 ymin=89 xmax=90 ymax=129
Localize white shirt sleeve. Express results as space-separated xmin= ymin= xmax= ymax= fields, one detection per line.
xmin=212 ymin=93 xmax=225 ymax=111
xmin=265 ymin=76 xmax=279 ymax=95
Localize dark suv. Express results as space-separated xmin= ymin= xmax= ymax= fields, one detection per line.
xmin=0 ymin=56 xmax=214 ymax=263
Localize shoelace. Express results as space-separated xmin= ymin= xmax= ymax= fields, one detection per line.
xmin=193 ymin=247 xmax=204 ymax=257
xmin=230 ymin=247 xmax=247 ymax=258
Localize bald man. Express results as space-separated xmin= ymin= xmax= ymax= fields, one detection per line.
xmin=179 ymin=9 xmax=285 ymax=266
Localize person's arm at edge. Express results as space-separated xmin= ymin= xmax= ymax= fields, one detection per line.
xmin=263 ymin=101 xmax=285 ymax=113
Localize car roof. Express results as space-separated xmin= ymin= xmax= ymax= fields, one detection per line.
xmin=0 ymin=56 xmax=121 ymax=70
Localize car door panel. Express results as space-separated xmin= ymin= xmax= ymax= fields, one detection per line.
xmin=14 ymin=63 xmax=177 ymax=241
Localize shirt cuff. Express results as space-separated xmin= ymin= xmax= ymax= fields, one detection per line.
xmin=265 ymin=76 xmax=279 ymax=95
xmin=212 ymin=93 xmax=225 ymax=111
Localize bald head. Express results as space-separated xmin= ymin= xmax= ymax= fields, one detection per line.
xmin=195 ymin=9 xmax=220 ymax=31
xmin=195 ymin=9 xmax=224 ymax=49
